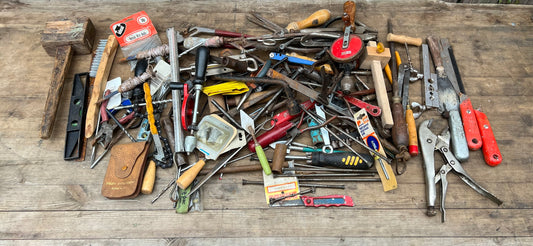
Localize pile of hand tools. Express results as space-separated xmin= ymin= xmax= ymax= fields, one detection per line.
xmin=39 ymin=2 xmax=503 ymax=220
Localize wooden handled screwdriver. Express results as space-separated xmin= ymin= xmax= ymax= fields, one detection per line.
xmin=177 ymin=159 xmax=206 ymax=189
xmin=387 ymin=19 xmax=410 ymax=159
xmin=285 ymin=9 xmax=331 ymax=32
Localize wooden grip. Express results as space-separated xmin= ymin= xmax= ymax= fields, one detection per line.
xmin=177 ymin=159 xmax=206 ymax=189
xmin=391 ymin=100 xmax=409 ymax=151
xmin=386 ymin=33 xmax=423 ymax=46
xmin=405 ymin=106 xmax=419 ymax=156
xmin=271 ymin=143 xmax=287 ymax=174
xmin=426 ymin=36 xmax=443 ymax=70
xmin=286 ymin=9 xmax=331 ymax=31
xmin=343 ymin=1 xmax=356 ymax=31
xmin=141 ymin=160 xmax=156 ymax=194
xmin=85 ymin=35 xmax=118 ymax=138
xmin=40 ymin=45 xmax=73 ymax=139
xmin=371 ymin=60 xmax=394 ymax=129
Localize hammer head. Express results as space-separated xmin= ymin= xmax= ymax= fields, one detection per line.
xmin=359 ymin=44 xmax=391 ymax=70
xmin=40 ymin=17 xmax=95 ymax=57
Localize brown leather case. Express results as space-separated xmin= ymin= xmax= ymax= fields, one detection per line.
xmin=101 ymin=141 xmax=149 ymax=199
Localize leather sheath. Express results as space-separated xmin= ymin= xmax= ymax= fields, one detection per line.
xmin=101 ymin=141 xmax=149 ymax=199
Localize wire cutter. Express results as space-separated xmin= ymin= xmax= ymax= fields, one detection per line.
xmin=418 ymin=120 xmax=503 ymax=223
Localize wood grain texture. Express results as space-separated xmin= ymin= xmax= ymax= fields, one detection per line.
xmin=1 ymin=0 xmax=533 ymax=244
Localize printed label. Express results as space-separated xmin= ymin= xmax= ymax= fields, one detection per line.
xmin=110 ymin=11 xmax=157 ymax=47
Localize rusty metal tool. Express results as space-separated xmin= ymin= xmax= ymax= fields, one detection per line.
xmin=421 ymin=44 xmax=439 ymax=109
xmin=427 ymin=36 xmax=469 ymax=161
xmin=40 ymin=17 xmax=95 ymax=139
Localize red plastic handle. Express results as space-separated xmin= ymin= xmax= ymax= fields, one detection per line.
xmin=474 ymin=110 xmax=502 ymax=166
xmin=460 ymin=98 xmax=482 ymax=150
xmin=300 ymin=195 xmax=354 ymax=207
xmin=247 ymin=120 xmax=294 ymax=152
xmin=342 ymin=93 xmax=381 ymax=117
xmin=180 ymin=83 xmax=190 ymax=131
xmin=270 ymin=100 xmax=315 ymax=126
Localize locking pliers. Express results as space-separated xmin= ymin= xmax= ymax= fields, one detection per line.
xmin=418 ymin=120 xmax=503 ymax=222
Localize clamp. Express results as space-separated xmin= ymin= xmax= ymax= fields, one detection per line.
xmin=418 ymin=120 xmax=502 ymax=222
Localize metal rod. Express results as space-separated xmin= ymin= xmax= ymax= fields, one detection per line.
xmin=274 ymin=173 xmax=375 ymax=178
xmin=242 ymin=179 xmax=345 ymax=189
xmin=168 ymin=27 xmax=185 ymax=153
xmin=302 ymin=106 xmax=391 ymax=162
xmin=282 ymin=167 xmax=378 ymax=173
xmin=111 ymin=99 xmax=172 ymax=110
xmin=297 ymin=178 xmax=381 ymax=182
xmin=211 ymin=100 xmax=243 ymax=130
xmin=105 ymin=109 xmax=136 ymax=142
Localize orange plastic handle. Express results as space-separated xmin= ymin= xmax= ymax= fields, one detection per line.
xmin=460 ymin=98 xmax=482 ymax=150
xmin=474 ymin=110 xmax=502 ymax=166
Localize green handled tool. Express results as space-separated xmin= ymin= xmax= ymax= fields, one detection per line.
xmin=240 ymin=110 xmax=271 ymax=175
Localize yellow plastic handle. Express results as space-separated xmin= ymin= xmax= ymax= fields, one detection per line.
xmin=143 ymin=83 xmax=157 ymax=135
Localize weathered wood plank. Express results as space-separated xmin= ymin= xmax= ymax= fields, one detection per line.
xmin=3 ymin=237 xmax=533 ymax=246
xmin=0 ymin=209 xmax=532 ymax=239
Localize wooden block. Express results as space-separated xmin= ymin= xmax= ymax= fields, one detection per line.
xmin=360 ymin=46 xmax=391 ymax=70
xmin=40 ymin=17 xmax=95 ymax=56
xmin=208 ymin=94 xmax=226 ymax=114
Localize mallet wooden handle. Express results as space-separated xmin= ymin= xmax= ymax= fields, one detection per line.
xmin=387 ymin=33 xmax=423 ymax=47
xmin=85 ymin=35 xmax=118 ymax=139
xmin=286 ymin=9 xmax=331 ymax=32
xmin=371 ymin=60 xmax=394 ymax=129
xmin=40 ymin=45 xmax=73 ymax=139
xmin=177 ymin=159 xmax=206 ymax=189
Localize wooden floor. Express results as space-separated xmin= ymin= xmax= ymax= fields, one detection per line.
xmin=1 ymin=0 xmax=532 ymax=245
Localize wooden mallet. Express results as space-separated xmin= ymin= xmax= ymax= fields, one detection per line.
xmin=40 ymin=17 xmax=95 ymax=139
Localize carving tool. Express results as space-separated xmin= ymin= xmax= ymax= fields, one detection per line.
xmin=286 ymin=9 xmax=331 ymax=32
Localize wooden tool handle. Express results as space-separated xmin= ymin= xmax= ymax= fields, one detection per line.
xmin=460 ymin=98 xmax=482 ymax=150
xmin=371 ymin=60 xmax=394 ymax=129
xmin=474 ymin=110 xmax=502 ymax=166
xmin=85 ymin=35 xmax=118 ymax=138
xmin=286 ymin=9 xmax=331 ymax=31
xmin=141 ymin=160 xmax=156 ymax=194
xmin=271 ymin=143 xmax=287 ymax=174
xmin=405 ymin=106 xmax=419 ymax=156
xmin=343 ymin=1 xmax=356 ymax=31
xmin=177 ymin=159 xmax=206 ymax=189
xmin=386 ymin=33 xmax=422 ymax=46
xmin=426 ymin=36 xmax=443 ymax=69
xmin=391 ymin=100 xmax=409 ymax=152
xmin=40 ymin=45 xmax=73 ymax=139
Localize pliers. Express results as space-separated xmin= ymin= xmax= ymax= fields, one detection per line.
xmin=418 ymin=120 xmax=503 ymax=223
